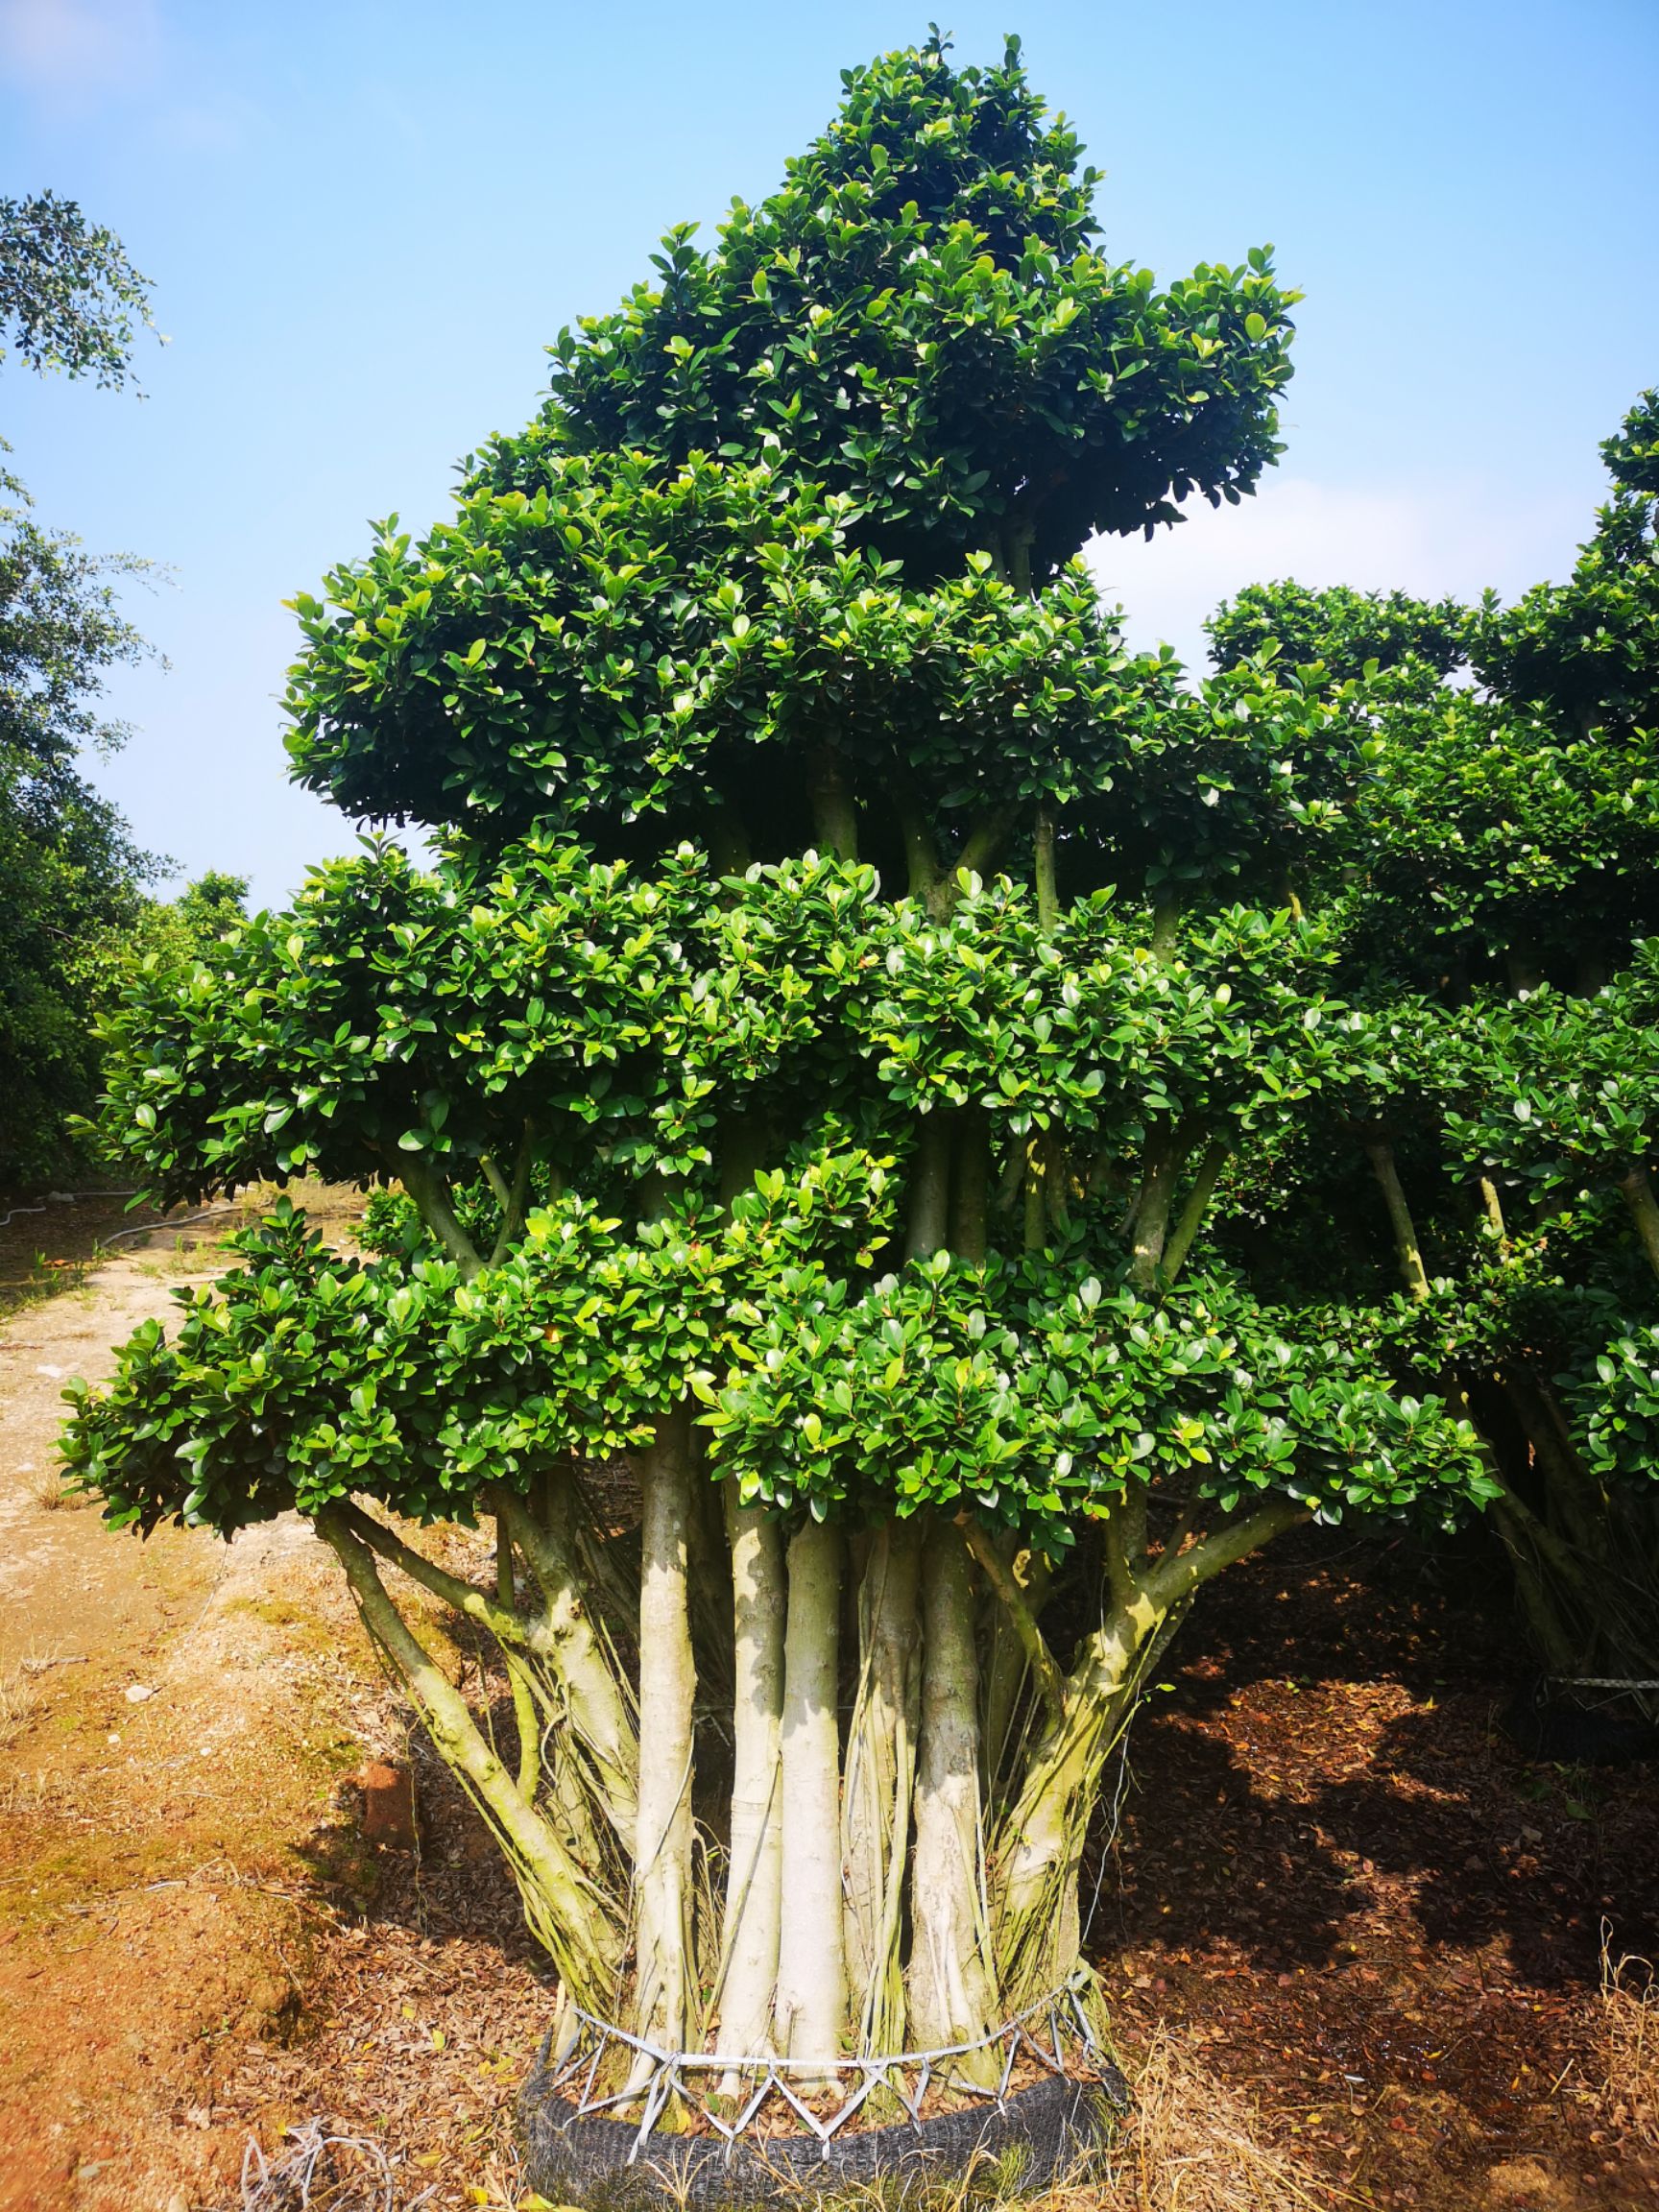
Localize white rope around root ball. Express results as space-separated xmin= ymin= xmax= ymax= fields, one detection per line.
xmin=538 ymin=1973 xmax=1119 ymax=2165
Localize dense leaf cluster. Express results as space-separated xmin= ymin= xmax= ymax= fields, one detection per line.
xmin=86 ymin=37 xmax=1648 ymax=1601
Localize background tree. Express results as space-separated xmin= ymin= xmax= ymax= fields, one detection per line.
xmin=0 ymin=475 xmax=158 ymax=1181
xmin=0 ymin=190 xmax=157 ymax=388
xmin=66 ymin=39 xmax=1495 ymax=2104
xmin=1201 ymin=393 xmax=1659 ymax=1693
xmin=0 ymin=184 xmax=199 ymax=1183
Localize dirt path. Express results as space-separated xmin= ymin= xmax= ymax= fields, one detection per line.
xmin=0 ymin=1211 xmax=375 ymax=2212
xmin=0 ymin=1203 xmax=554 ymax=2212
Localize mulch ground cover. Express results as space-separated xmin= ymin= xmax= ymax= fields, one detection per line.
xmin=213 ymin=1526 xmax=1659 ymax=2210
xmin=1096 ymin=1528 xmax=1659 ymax=2210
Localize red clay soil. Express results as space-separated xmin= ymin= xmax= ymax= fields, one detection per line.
xmin=1095 ymin=1529 xmax=1659 ymax=2210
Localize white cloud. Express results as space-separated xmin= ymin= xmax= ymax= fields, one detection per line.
xmin=0 ymin=0 xmax=160 ymax=99
xmin=1088 ymin=474 xmax=1589 ymax=670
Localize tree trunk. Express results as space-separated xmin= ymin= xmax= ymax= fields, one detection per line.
xmin=1128 ymin=1128 xmax=1185 ymax=1289
xmin=907 ymin=1524 xmax=1000 ymax=2082
xmin=842 ymin=1518 xmax=923 ymax=2054
xmin=493 ymin=1487 xmax=638 ymax=1847
xmin=774 ymin=1517 xmax=845 ymax=2083
xmin=629 ymin=1407 xmax=698 ymax=2072
xmin=992 ymin=1606 xmax=1154 ymax=2008
xmin=318 ymin=1511 xmax=617 ymax=2002
xmin=1365 ymin=1139 xmax=1430 ymax=1301
xmin=1620 ymin=1164 xmax=1659 ymax=1286
xmin=906 ymin=1114 xmax=952 ymax=1261
xmin=717 ymin=1488 xmax=785 ymax=2080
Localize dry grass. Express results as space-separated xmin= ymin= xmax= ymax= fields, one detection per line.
xmin=28 ymin=1460 xmax=93 ymax=1509
xmin=0 ymin=1666 xmax=33 ymax=1752
xmin=1599 ymin=1926 xmax=1659 ymax=2151
xmin=1065 ymin=2026 xmax=1332 ymax=2212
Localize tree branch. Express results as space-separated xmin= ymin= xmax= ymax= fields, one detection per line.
xmin=398 ymin=1156 xmax=484 ymax=1280
xmin=1128 ymin=1124 xmax=1189 ymax=1289
xmin=951 ymin=801 xmax=1022 ymax=888
xmin=315 ymin=1506 xmax=616 ymax=1998
xmin=336 ymin=1501 xmax=536 ymax=1652
xmin=886 ymin=760 xmax=944 ymax=902
xmin=497 ymin=1517 xmax=541 ymax=1802
xmin=1364 ymin=1139 xmax=1430 ymax=1303
xmin=808 ymin=741 xmax=859 ymax=862
xmin=1161 ymin=1137 xmax=1231 ymax=1286
xmin=1619 ymin=1163 xmax=1659 ymax=1286
xmin=958 ymin=1518 xmax=1067 ymax=1722
xmin=1034 ymin=803 xmax=1059 ymax=930
xmin=1144 ymin=1493 xmax=1309 ymax=1609
xmin=488 ymin=1121 xmax=536 ymax=1267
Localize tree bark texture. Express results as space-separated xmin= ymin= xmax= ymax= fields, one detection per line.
xmin=774 ymin=1516 xmax=846 ymax=2080
xmin=718 ymin=1488 xmax=785 ymax=2074
xmin=629 ymin=1408 xmax=699 ymax=2067
xmin=842 ymin=1518 xmax=923 ymax=2054
xmin=907 ymin=1525 xmax=1001 ymax=2083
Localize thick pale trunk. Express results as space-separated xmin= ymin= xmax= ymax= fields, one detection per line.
xmin=717 ymin=1488 xmax=785 ymax=2079
xmin=907 ymin=1526 xmax=1000 ymax=2083
xmin=630 ymin=1408 xmax=699 ymax=2066
xmin=842 ymin=1519 xmax=923 ymax=2054
xmin=774 ymin=1517 xmax=845 ymax=2083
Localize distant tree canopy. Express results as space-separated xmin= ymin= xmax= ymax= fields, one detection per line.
xmin=0 ymin=182 xmax=201 ymax=1185
xmin=1473 ymin=388 xmax=1659 ymax=739
xmin=0 ymin=473 xmax=156 ymax=1182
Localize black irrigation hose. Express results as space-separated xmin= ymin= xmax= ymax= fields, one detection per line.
xmin=94 ymin=1203 xmax=242 ymax=1251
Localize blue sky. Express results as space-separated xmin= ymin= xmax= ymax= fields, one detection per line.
xmin=3 ymin=0 xmax=1655 ymax=908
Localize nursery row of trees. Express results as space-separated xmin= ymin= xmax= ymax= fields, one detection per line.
xmin=61 ymin=36 xmax=1659 ymax=2100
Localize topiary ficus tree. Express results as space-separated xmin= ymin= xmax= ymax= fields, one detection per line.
xmin=62 ymin=39 xmax=1492 ymax=2105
